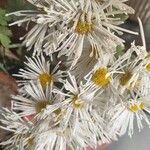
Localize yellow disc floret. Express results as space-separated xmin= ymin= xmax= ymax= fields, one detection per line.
xmin=91 ymin=68 xmax=110 ymax=87
xmin=39 ymin=73 xmax=52 ymax=88
xmin=139 ymin=102 xmax=145 ymax=110
xmin=35 ymin=101 xmax=50 ymax=113
xmin=129 ymin=104 xmax=138 ymax=112
xmin=75 ymin=21 xmax=93 ymax=35
xmin=129 ymin=102 xmax=145 ymax=112
xmin=145 ymin=63 xmax=150 ymax=72
xmin=27 ymin=137 xmax=34 ymax=149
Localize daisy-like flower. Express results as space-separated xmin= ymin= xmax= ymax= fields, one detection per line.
xmin=8 ymin=0 xmax=137 ymax=66
xmin=12 ymin=80 xmax=68 ymax=126
xmin=85 ymin=53 xmax=128 ymax=91
xmin=126 ymin=18 xmax=150 ymax=96
xmin=112 ymin=45 xmax=144 ymax=94
xmin=55 ymin=5 xmax=137 ymax=67
xmin=114 ymin=48 xmax=150 ymax=97
xmin=132 ymin=53 xmax=150 ymax=96
xmin=115 ymin=18 xmax=150 ymax=96
xmin=108 ymin=92 xmax=150 ymax=137
xmin=51 ymin=73 xmax=111 ymax=147
xmin=0 ymin=108 xmax=33 ymax=150
xmin=11 ymin=81 xmax=52 ymax=118
xmin=14 ymin=53 xmax=64 ymax=89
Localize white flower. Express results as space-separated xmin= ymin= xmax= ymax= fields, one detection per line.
xmin=85 ymin=53 xmax=127 ymax=91
xmin=55 ymin=11 xmax=136 ymax=67
xmin=0 ymin=108 xmax=33 ymax=150
xmin=52 ymin=73 xmax=111 ymax=147
xmin=111 ymin=46 xmax=143 ymax=94
xmin=11 ymin=81 xmax=52 ymax=118
xmin=124 ymin=18 xmax=150 ymax=96
xmin=8 ymin=0 xmax=137 ymax=66
xmin=14 ymin=53 xmax=64 ymax=89
xmin=111 ymin=18 xmax=150 ymax=96
xmin=108 ymin=92 xmax=150 ymax=137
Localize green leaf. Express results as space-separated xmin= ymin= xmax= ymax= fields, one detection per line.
xmin=0 ymin=33 xmax=11 ymax=48
xmin=0 ymin=9 xmax=6 ymax=16
xmin=5 ymin=0 xmax=35 ymax=12
xmin=0 ymin=26 xmax=12 ymax=37
xmin=0 ymin=8 xmax=11 ymax=26
xmin=116 ymin=45 xmax=125 ymax=56
xmin=0 ymin=17 xmax=7 ymax=26
xmin=4 ymin=0 xmax=35 ymax=21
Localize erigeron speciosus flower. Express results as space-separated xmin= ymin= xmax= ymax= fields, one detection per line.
xmin=125 ymin=18 xmax=150 ymax=96
xmin=84 ymin=53 xmax=130 ymax=91
xmin=14 ymin=53 xmax=64 ymax=89
xmin=109 ymin=41 xmax=149 ymax=95
xmin=70 ymin=38 xmax=122 ymax=82
xmin=108 ymin=91 xmax=150 ymax=137
xmin=0 ymin=108 xmax=33 ymax=150
xmin=55 ymin=5 xmax=137 ymax=67
xmin=51 ymin=73 xmax=111 ymax=147
xmin=11 ymin=81 xmax=52 ymax=118
xmin=11 ymin=81 xmax=66 ymax=120
xmin=3 ymin=0 xmax=150 ymax=149
xmin=7 ymin=0 xmax=137 ymax=67
xmin=114 ymin=18 xmax=150 ymax=96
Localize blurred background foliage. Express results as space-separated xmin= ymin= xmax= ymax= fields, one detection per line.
xmin=0 ymin=0 xmax=35 ymax=76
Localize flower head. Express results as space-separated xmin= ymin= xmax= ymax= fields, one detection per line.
xmin=108 ymin=92 xmax=150 ymax=137
xmin=14 ymin=53 xmax=64 ymax=89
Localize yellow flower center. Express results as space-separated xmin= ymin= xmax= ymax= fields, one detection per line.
xmin=91 ymin=68 xmax=110 ymax=87
xmin=35 ymin=101 xmax=50 ymax=113
xmin=119 ymin=71 xmax=132 ymax=86
xmin=72 ymin=95 xmax=83 ymax=109
xmin=145 ymin=63 xmax=150 ymax=72
xmin=27 ymin=138 xmax=34 ymax=148
xmin=139 ymin=102 xmax=145 ymax=110
xmin=75 ymin=21 xmax=93 ymax=35
xmin=129 ymin=102 xmax=144 ymax=112
xmin=129 ymin=104 xmax=138 ymax=112
xmin=39 ymin=73 xmax=52 ymax=88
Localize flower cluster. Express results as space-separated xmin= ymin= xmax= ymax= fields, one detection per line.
xmin=1 ymin=0 xmax=150 ymax=150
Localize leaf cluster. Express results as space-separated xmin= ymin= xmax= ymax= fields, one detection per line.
xmin=0 ymin=9 xmax=12 ymax=48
